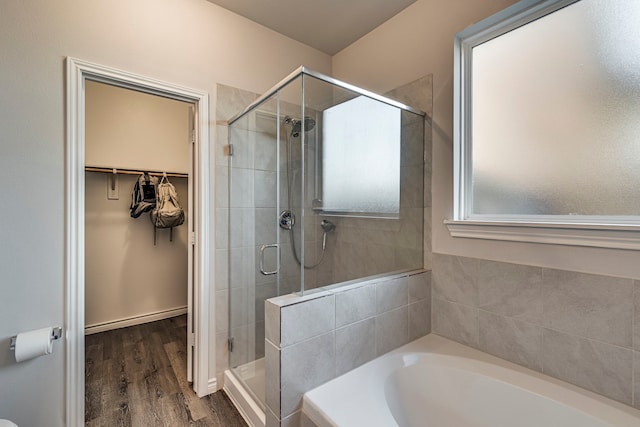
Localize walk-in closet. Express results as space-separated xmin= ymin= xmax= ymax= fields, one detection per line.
xmin=83 ymin=81 xmax=196 ymax=425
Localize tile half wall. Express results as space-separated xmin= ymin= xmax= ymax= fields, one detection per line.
xmin=264 ymin=270 xmax=431 ymax=426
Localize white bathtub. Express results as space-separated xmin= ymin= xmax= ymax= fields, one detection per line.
xmin=303 ymin=334 xmax=640 ymax=427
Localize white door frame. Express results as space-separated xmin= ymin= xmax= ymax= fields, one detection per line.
xmin=65 ymin=57 xmax=212 ymax=425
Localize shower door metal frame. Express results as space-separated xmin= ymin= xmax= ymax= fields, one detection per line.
xmin=228 ymin=66 xmax=426 ymax=127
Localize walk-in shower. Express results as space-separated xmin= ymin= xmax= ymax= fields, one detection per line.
xmin=224 ymin=66 xmax=425 ymax=418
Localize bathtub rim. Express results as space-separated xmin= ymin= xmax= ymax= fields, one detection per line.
xmin=303 ymin=333 xmax=640 ymax=427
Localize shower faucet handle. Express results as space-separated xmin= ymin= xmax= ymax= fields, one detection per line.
xmin=279 ymin=210 xmax=295 ymax=230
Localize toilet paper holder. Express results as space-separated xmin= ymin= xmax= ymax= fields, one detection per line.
xmin=9 ymin=326 xmax=63 ymax=351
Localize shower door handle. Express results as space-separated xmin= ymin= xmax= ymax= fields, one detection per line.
xmin=259 ymin=243 xmax=279 ymax=275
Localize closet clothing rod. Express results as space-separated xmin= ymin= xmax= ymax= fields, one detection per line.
xmin=85 ymin=166 xmax=188 ymax=179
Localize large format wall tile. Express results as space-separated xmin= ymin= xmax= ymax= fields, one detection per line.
xmin=335 ymin=283 xmax=376 ymax=328
xmin=215 ymin=208 xmax=228 ymax=250
xmin=265 ymin=298 xmax=281 ymax=345
xmin=280 ymin=295 xmax=335 ymax=347
xmin=477 ymin=260 xmax=542 ymax=322
xmin=634 ymin=351 xmax=640 ymax=409
xmin=409 ymin=271 xmax=431 ymax=303
xmin=254 ymin=131 xmax=278 ymax=172
xmin=254 ymin=170 xmax=278 ymax=208
xmin=228 ymin=126 xmax=254 ymax=169
xmin=335 ymin=318 xmax=376 ymax=376
xmin=229 ymin=324 xmax=249 ymax=367
xmin=542 ymin=328 xmax=632 ymax=405
xmin=542 ymin=269 xmax=633 ymax=348
xmin=409 ymin=299 xmax=431 ymax=341
xmin=634 ymin=281 xmax=640 ymax=351
xmin=376 ymin=306 xmax=409 ymax=356
xmin=229 ymin=168 xmax=254 ymax=208
xmin=255 ymin=282 xmax=277 ymax=324
xmin=265 ymin=340 xmax=280 ymax=416
xmin=229 ymin=208 xmax=255 ymax=248
xmin=478 ymin=310 xmax=542 ymax=372
xmin=215 ymin=289 xmax=228 ymax=334
xmin=432 ymin=297 xmax=478 ymax=348
xmin=215 ymin=249 xmax=229 ymax=290
xmin=376 ymin=276 xmax=408 ymax=314
xmin=215 ymin=332 xmax=229 ymax=380
xmin=432 ymin=253 xmax=478 ymax=306
xmin=255 ymin=207 xmax=277 ymax=246
xmin=216 ymin=124 xmax=229 ymax=167
xmin=215 ymin=163 xmax=229 ymax=208
xmin=281 ymin=332 xmax=336 ymax=418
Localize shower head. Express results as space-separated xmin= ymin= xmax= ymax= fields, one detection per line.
xmin=320 ymin=219 xmax=336 ymax=233
xmin=287 ymin=116 xmax=316 ymax=138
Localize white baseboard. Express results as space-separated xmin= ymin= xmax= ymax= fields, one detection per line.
xmin=85 ymin=306 xmax=188 ymax=335
xmin=208 ymin=377 xmax=218 ymax=394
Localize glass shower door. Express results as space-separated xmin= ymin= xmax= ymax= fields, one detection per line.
xmin=227 ymin=76 xmax=307 ymax=410
xmin=228 ymin=96 xmax=282 ymax=409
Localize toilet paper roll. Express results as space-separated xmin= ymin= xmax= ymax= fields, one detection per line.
xmin=14 ymin=327 xmax=53 ymax=363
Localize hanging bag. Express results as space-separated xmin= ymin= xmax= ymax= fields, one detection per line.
xmin=151 ymin=174 xmax=185 ymax=244
xmin=130 ymin=172 xmax=159 ymax=218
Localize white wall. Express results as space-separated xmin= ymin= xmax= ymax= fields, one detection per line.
xmin=333 ymin=0 xmax=640 ymax=280
xmin=0 ymin=0 xmax=330 ymax=425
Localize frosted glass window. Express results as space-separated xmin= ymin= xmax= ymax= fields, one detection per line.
xmin=321 ymin=96 xmax=401 ymax=215
xmin=463 ymin=0 xmax=640 ymax=219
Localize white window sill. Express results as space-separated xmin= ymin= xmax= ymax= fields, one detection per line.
xmin=444 ymin=220 xmax=640 ymax=250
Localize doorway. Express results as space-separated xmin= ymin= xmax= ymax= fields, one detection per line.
xmin=65 ymin=58 xmax=211 ymax=426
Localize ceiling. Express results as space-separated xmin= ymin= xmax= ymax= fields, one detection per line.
xmin=206 ymin=0 xmax=417 ymax=55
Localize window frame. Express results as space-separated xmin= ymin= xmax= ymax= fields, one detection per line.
xmin=449 ymin=0 xmax=640 ymax=250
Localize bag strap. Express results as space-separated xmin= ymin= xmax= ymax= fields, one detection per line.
xmin=159 ymin=172 xmax=169 ymax=185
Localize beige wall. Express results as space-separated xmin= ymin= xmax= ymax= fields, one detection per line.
xmin=85 ymin=173 xmax=189 ymax=328
xmin=332 ymin=0 xmax=640 ymax=280
xmin=0 ymin=0 xmax=330 ymax=425
xmin=85 ymin=81 xmax=191 ymax=173
xmin=84 ymin=82 xmax=190 ymax=330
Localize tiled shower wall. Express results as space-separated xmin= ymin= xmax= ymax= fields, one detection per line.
xmin=313 ymin=74 xmax=434 ymax=286
xmin=265 ymin=270 xmax=431 ymax=426
xmin=431 ymin=252 xmax=640 ymax=409
xmin=214 ymin=84 xmax=261 ymax=383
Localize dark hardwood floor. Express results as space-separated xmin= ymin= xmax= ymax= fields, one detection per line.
xmin=85 ymin=315 xmax=247 ymax=426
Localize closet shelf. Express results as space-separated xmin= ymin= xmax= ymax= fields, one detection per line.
xmin=85 ymin=166 xmax=188 ymax=179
